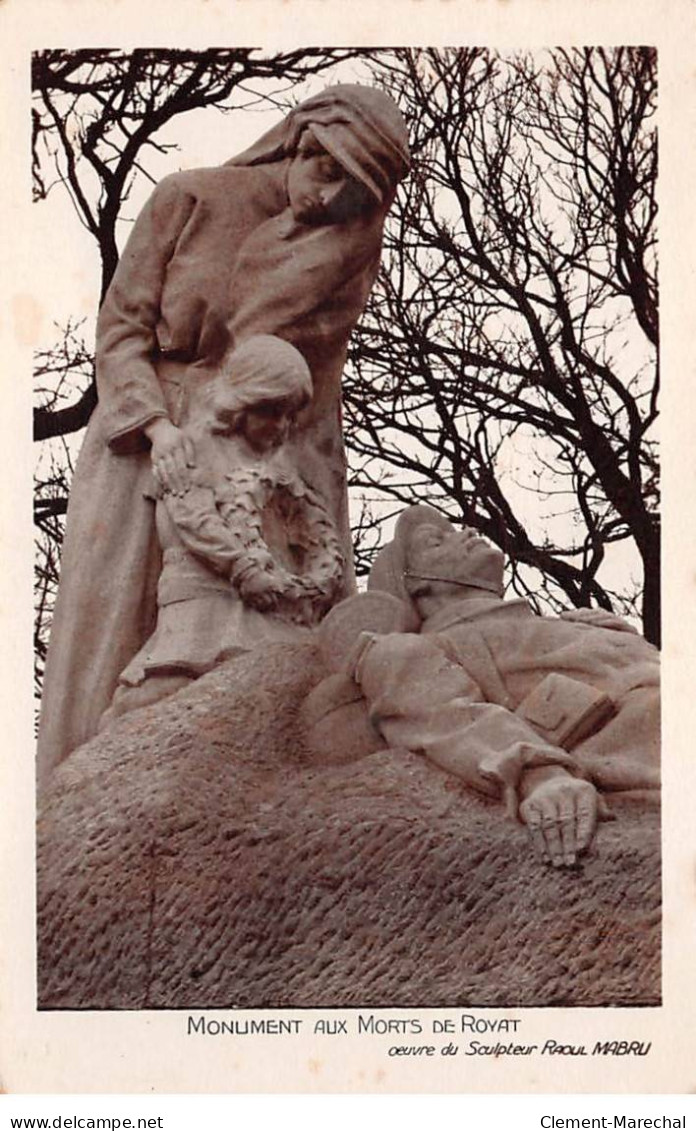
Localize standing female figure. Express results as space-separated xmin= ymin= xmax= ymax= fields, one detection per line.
xmin=38 ymin=84 xmax=409 ymax=786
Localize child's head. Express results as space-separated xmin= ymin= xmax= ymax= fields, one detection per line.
xmin=210 ymin=335 xmax=313 ymax=452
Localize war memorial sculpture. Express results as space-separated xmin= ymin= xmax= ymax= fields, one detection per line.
xmin=36 ymin=81 xmax=660 ymax=1010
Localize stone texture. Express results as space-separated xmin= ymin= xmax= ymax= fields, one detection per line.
xmin=38 ymin=639 xmax=660 ymax=1011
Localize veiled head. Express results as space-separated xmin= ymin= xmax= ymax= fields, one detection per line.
xmin=285 ymin=127 xmax=373 ymax=225
xmin=284 ymin=84 xmax=410 ymax=207
xmin=229 ymin=83 xmax=410 ymax=225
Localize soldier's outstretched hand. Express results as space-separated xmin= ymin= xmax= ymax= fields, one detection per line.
xmin=519 ymin=773 xmax=599 ymax=867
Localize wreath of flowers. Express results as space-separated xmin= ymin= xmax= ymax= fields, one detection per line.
xmin=214 ymin=463 xmax=344 ymax=626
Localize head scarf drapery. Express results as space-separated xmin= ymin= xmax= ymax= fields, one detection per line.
xmin=214 ymin=335 xmax=313 ymax=416
xmin=226 ymin=84 xmax=410 ymax=205
xmin=225 ymin=86 xmax=410 ymax=380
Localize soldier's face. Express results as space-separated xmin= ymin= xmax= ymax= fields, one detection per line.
xmin=407 ymin=523 xmax=504 ymax=595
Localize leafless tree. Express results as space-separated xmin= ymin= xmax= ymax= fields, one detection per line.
xmin=346 ymin=48 xmax=659 ymax=641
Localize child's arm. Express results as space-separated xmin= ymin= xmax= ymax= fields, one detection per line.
xmin=163 ymin=483 xmax=245 ymax=575
xmin=162 ymin=482 xmax=285 ymax=612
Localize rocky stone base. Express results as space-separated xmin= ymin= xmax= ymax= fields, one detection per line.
xmin=37 ymin=640 xmax=660 ymax=1010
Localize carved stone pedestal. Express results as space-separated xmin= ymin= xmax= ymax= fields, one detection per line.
xmin=38 ymin=640 xmax=660 ymax=1010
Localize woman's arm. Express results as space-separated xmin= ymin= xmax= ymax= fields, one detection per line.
xmin=95 ymin=174 xmax=196 ymax=453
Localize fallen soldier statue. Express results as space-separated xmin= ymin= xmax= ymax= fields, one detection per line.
xmin=309 ymin=505 xmax=659 ymax=869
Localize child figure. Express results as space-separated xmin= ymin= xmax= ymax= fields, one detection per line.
xmin=103 ymin=335 xmax=343 ymax=725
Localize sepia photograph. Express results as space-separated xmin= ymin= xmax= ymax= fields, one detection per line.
xmin=2 ymin=0 xmax=695 ymax=1098
xmin=33 ymin=44 xmax=660 ymax=1011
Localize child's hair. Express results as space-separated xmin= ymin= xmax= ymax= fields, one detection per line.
xmin=209 ymin=335 xmax=312 ymax=434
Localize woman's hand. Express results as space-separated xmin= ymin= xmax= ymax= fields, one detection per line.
xmin=145 ymin=418 xmax=196 ymax=495
xmin=519 ymin=768 xmax=599 ymax=867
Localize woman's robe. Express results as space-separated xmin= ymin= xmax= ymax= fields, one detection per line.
xmin=37 ymin=163 xmax=386 ymax=787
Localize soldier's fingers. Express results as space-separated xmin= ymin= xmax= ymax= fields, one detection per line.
xmin=575 ymin=794 xmax=598 ymax=852
xmin=539 ymin=805 xmax=564 ymax=868
xmin=557 ymin=798 xmax=577 ymax=866
xmin=529 ymin=825 xmax=550 ymax=862
xmin=522 ymin=806 xmax=549 ymax=862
